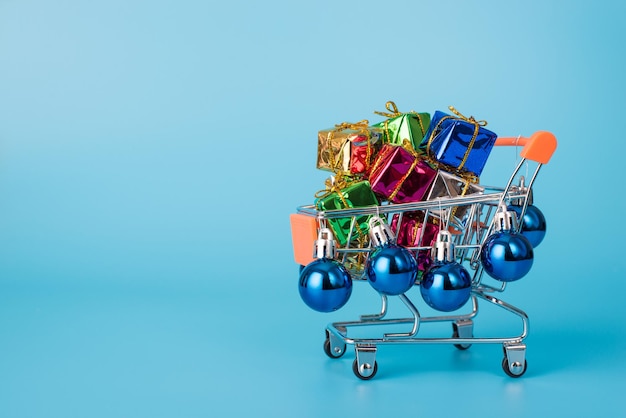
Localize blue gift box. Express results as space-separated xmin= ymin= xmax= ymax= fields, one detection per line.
xmin=419 ymin=108 xmax=497 ymax=177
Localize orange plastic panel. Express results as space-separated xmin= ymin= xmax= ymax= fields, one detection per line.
xmin=495 ymin=131 xmax=557 ymax=164
xmin=290 ymin=214 xmax=318 ymax=266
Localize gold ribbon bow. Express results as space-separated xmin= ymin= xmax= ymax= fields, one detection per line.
xmin=374 ymin=101 xmax=427 ymax=143
xmin=448 ymin=106 xmax=487 ymax=127
xmin=424 ymin=105 xmax=488 ymax=173
xmin=314 ymin=172 xmax=357 ymax=203
xmin=334 ymin=119 xmax=370 ymax=132
xmin=374 ymin=101 xmax=402 ymax=118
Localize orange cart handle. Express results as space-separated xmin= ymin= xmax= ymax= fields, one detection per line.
xmin=495 ymin=131 xmax=557 ymax=164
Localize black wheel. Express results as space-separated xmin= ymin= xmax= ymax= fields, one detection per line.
xmin=352 ymin=358 xmax=378 ymax=380
xmin=502 ymin=357 xmax=527 ymax=378
xmin=323 ymin=339 xmax=346 ymax=359
xmin=452 ymin=330 xmax=472 ymax=350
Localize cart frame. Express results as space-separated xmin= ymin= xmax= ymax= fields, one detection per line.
xmin=294 ymin=132 xmax=557 ymax=379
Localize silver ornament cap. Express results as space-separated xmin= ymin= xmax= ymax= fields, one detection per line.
xmin=368 ymin=216 xmax=396 ymax=247
xmin=432 ymin=230 xmax=455 ymax=263
xmin=511 ymin=176 xmax=534 ymax=207
xmin=493 ymin=203 xmax=519 ymax=232
xmin=313 ymin=228 xmax=336 ymax=259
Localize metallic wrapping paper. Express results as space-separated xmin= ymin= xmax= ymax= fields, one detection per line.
xmin=419 ymin=110 xmax=497 ymax=177
xmin=316 ymin=127 xmax=383 ymax=175
xmin=390 ymin=212 xmax=438 ymax=273
xmin=315 ymin=180 xmax=379 ymax=246
xmin=369 ymin=144 xmax=437 ymax=204
xmin=426 ymin=170 xmax=485 ymax=219
xmin=372 ymin=112 xmax=431 ymax=151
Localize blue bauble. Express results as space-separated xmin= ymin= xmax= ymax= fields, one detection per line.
xmin=299 ymin=259 xmax=352 ymax=312
xmin=509 ymin=205 xmax=546 ymax=248
xmin=420 ymin=262 xmax=472 ymax=312
xmin=480 ymin=231 xmax=534 ymax=282
xmin=366 ymin=244 xmax=417 ymax=295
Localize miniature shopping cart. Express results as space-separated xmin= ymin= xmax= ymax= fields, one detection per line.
xmin=291 ymin=131 xmax=557 ymax=380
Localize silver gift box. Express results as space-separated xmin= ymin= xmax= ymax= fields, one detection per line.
xmin=426 ymin=171 xmax=484 ymax=220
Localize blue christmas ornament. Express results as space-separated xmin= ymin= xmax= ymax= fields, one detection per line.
xmin=480 ymin=205 xmax=534 ymax=282
xmin=509 ymin=204 xmax=546 ymax=248
xmin=366 ymin=217 xmax=417 ymax=296
xmin=299 ymin=228 xmax=352 ymax=312
xmin=420 ymin=231 xmax=472 ymax=312
xmin=508 ymin=177 xmax=547 ymax=248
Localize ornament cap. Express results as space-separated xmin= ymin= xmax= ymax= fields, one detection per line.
xmin=432 ymin=230 xmax=455 ymax=263
xmin=511 ymin=176 xmax=534 ymax=206
xmin=493 ymin=203 xmax=519 ymax=232
xmin=314 ymin=228 xmax=336 ymax=259
xmin=368 ymin=216 xmax=396 ymax=247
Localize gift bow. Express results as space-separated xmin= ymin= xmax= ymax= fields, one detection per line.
xmin=334 ymin=119 xmax=370 ymax=133
xmin=374 ymin=101 xmax=402 ymax=118
xmin=374 ymin=100 xmax=428 ymax=141
xmin=314 ymin=172 xmax=359 ymax=203
xmin=448 ymin=106 xmax=488 ymax=127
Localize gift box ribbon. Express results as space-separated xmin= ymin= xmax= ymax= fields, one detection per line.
xmin=369 ymin=139 xmax=426 ymax=202
xmin=314 ymin=172 xmax=369 ymax=240
xmin=424 ymin=106 xmax=488 ymax=173
xmin=374 ymin=100 xmax=428 ymax=143
xmin=325 ymin=120 xmax=374 ymax=173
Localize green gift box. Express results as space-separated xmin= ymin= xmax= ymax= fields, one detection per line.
xmin=372 ymin=101 xmax=431 ymax=151
xmin=315 ymin=178 xmax=379 ymax=246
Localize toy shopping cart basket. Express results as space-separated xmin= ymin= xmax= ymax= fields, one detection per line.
xmin=291 ymin=131 xmax=557 ymax=380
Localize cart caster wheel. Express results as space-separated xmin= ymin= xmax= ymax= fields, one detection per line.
xmin=352 ymin=358 xmax=378 ymax=380
xmin=502 ymin=357 xmax=527 ymax=378
xmin=452 ymin=320 xmax=473 ymax=350
xmin=323 ymin=339 xmax=346 ymax=359
xmin=452 ymin=330 xmax=472 ymax=350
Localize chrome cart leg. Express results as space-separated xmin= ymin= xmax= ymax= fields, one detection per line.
xmin=452 ymin=319 xmax=474 ymax=350
xmin=324 ymin=327 xmax=347 ymax=359
xmin=352 ymin=345 xmax=378 ymax=380
xmin=502 ymin=342 xmax=527 ymax=378
xmin=360 ymin=294 xmax=388 ymax=321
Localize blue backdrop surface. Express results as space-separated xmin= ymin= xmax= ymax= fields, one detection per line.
xmin=0 ymin=1 xmax=624 ymax=417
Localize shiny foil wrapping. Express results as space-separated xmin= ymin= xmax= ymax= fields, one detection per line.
xmin=369 ymin=144 xmax=437 ymax=204
xmin=315 ymin=180 xmax=379 ymax=246
xmin=426 ymin=170 xmax=485 ymax=220
xmin=390 ymin=212 xmax=439 ymax=274
xmin=419 ymin=110 xmax=497 ymax=177
xmin=316 ymin=127 xmax=383 ymax=175
xmin=372 ymin=112 xmax=431 ymax=151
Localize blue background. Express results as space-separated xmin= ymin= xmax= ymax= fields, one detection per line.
xmin=1 ymin=0 xmax=624 ymax=416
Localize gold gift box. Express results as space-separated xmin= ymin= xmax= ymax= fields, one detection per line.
xmin=316 ymin=122 xmax=383 ymax=175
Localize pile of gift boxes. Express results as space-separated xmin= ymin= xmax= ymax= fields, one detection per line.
xmin=299 ymin=101 xmax=498 ymax=273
